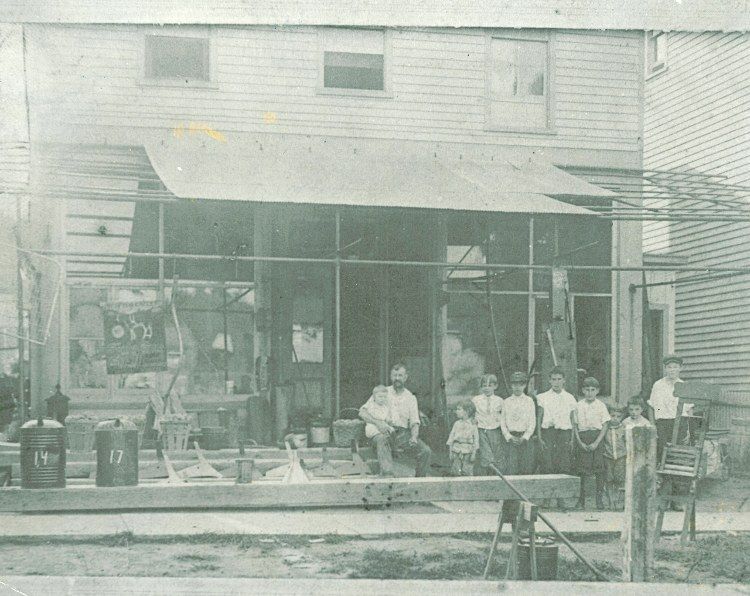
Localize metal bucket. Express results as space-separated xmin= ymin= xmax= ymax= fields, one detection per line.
xmin=20 ymin=418 xmax=66 ymax=489
xmin=516 ymin=536 xmax=559 ymax=580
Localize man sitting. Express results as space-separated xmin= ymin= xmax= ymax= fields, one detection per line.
xmin=359 ymin=363 xmax=432 ymax=477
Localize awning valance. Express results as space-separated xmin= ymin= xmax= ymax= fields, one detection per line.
xmin=145 ymin=134 xmax=610 ymax=216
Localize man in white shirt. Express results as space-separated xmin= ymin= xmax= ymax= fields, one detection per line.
xmin=500 ymin=371 xmax=536 ymax=475
xmin=536 ymin=367 xmax=577 ymax=508
xmin=359 ymin=363 xmax=432 ymax=477
xmin=648 ymin=354 xmax=686 ymax=460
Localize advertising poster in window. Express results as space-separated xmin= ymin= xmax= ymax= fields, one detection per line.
xmin=103 ymin=302 xmax=168 ymax=374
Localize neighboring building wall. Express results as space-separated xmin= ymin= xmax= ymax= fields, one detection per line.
xmin=644 ymin=32 xmax=750 ymax=393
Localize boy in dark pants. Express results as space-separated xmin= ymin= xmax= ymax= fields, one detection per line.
xmin=648 ymin=354 xmax=687 ymax=461
xmin=499 ymin=371 xmax=536 ymax=475
xmin=572 ymin=377 xmax=610 ymax=510
xmin=536 ymin=366 xmax=577 ymax=509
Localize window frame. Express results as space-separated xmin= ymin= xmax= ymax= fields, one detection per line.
xmin=645 ymin=30 xmax=668 ymax=79
xmin=140 ymin=27 xmax=217 ymax=89
xmin=484 ymin=30 xmax=555 ymax=135
xmin=317 ymin=28 xmax=392 ymax=98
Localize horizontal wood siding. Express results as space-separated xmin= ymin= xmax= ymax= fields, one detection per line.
xmin=25 ymin=25 xmax=642 ymax=159
xmin=644 ymin=32 xmax=750 ymax=394
xmin=1 ymin=0 xmax=748 ymax=31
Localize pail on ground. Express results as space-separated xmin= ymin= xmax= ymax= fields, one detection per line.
xmin=516 ymin=536 xmax=559 ymax=580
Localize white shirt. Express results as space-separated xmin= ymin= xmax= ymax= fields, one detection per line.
xmin=500 ymin=394 xmax=536 ymax=441
xmin=536 ymin=389 xmax=577 ymax=430
xmin=648 ymin=377 xmax=685 ymax=420
xmin=574 ymin=399 xmax=611 ymax=432
xmin=359 ymin=386 xmax=420 ymax=430
xmin=386 ymin=386 xmax=420 ymax=429
xmin=623 ymin=416 xmax=653 ymax=430
xmin=360 ymin=400 xmax=393 ymax=438
xmin=472 ymin=394 xmax=503 ymax=430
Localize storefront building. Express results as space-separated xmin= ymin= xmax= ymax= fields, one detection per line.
xmin=12 ymin=23 xmax=645 ymax=441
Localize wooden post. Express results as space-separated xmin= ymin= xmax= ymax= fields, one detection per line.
xmin=621 ymin=425 xmax=657 ymax=582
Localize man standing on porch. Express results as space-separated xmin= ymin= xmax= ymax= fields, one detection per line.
xmin=359 ymin=363 xmax=432 ymax=477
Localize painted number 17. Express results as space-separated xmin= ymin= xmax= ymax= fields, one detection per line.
xmin=109 ymin=450 xmax=124 ymax=464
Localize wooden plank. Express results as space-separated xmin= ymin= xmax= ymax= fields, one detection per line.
xmin=621 ymin=425 xmax=657 ymax=582
xmin=0 ymin=474 xmax=580 ymax=513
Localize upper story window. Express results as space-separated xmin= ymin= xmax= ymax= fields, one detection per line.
xmin=646 ymin=31 xmax=668 ymax=76
xmin=487 ymin=36 xmax=550 ymax=132
xmin=145 ymin=34 xmax=210 ymax=83
xmin=319 ymin=29 xmax=387 ymax=95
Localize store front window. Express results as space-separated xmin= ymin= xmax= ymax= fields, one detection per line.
xmin=67 ymin=282 xmax=254 ymax=396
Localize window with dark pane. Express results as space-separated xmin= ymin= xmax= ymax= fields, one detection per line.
xmin=324 ymin=51 xmax=384 ymax=90
xmin=145 ymin=35 xmax=209 ymax=81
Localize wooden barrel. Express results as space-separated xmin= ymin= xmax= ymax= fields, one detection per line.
xmin=729 ymin=418 xmax=750 ymax=477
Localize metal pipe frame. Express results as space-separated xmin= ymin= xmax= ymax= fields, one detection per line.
xmin=31 ymin=248 xmax=750 ymax=275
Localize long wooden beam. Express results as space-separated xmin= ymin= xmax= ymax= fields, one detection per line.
xmin=0 ymin=474 xmax=579 ymax=513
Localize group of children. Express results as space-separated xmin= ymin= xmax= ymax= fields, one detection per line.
xmin=445 ymin=368 xmax=653 ymax=510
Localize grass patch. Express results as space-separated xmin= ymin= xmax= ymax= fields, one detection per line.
xmin=656 ymin=534 xmax=750 ymax=583
xmin=189 ymin=563 xmax=221 ymax=572
xmin=326 ymin=546 xmax=618 ymax=582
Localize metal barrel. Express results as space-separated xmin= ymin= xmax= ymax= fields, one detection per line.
xmin=20 ymin=418 xmax=66 ymax=489
xmin=95 ymin=418 xmax=139 ymax=487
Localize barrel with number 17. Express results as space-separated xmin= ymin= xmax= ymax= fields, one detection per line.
xmin=95 ymin=418 xmax=139 ymax=487
xmin=20 ymin=418 xmax=66 ymax=488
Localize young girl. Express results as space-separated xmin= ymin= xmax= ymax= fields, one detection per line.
xmin=446 ymin=401 xmax=480 ymax=476
xmin=572 ymin=377 xmax=610 ymax=510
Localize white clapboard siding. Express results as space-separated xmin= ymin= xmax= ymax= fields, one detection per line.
xmin=644 ymin=31 xmax=750 ymax=393
xmin=25 ymin=25 xmax=642 ymax=155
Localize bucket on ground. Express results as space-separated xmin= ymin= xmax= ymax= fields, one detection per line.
xmin=95 ymin=418 xmax=139 ymax=487
xmin=20 ymin=418 xmax=66 ymax=489
xmin=515 ymin=536 xmax=559 ymax=580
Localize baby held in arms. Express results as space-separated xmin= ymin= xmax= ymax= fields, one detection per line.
xmin=362 ymin=385 xmax=394 ymax=438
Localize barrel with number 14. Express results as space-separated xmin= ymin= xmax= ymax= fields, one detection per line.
xmin=95 ymin=418 xmax=139 ymax=487
xmin=20 ymin=418 xmax=66 ymax=489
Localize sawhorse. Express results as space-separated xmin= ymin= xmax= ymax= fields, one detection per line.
xmin=484 ymin=500 xmax=540 ymax=580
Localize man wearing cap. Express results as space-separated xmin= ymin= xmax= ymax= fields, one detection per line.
xmin=499 ymin=371 xmax=536 ymax=474
xmin=648 ymin=354 xmax=686 ymax=460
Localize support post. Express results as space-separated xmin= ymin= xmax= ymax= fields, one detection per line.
xmin=621 ymin=424 xmax=657 ymax=582
xmin=334 ymin=209 xmax=341 ymax=419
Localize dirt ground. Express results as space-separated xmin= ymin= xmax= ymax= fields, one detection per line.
xmin=2 ymin=532 xmax=748 ymax=583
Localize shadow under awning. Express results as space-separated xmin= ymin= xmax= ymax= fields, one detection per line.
xmin=144 ymin=134 xmax=609 ymax=216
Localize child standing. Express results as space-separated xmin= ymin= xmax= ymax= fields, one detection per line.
xmin=446 ymin=401 xmax=480 ymax=476
xmin=500 ymin=371 xmax=536 ymax=475
xmin=648 ymin=354 xmax=688 ymax=460
xmin=624 ymin=396 xmax=652 ymax=430
xmin=472 ymin=374 xmax=504 ymax=475
xmin=602 ymin=406 xmax=627 ymax=510
xmin=572 ymin=377 xmax=610 ymax=509
xmin=536 ymin=367 xmax=578 ymax=509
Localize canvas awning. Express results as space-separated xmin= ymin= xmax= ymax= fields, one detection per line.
xmin=145 ymin=134 xmax=610 ymax=216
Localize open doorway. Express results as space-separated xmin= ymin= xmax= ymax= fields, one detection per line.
xmin=338 ymin=209 xmax=434 ymax=412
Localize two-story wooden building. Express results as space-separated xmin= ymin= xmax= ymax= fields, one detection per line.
xmin=643 ymin=31 xmax=750 ymax=427
xmin=2 ymin=8 xmax=650 ymax=442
